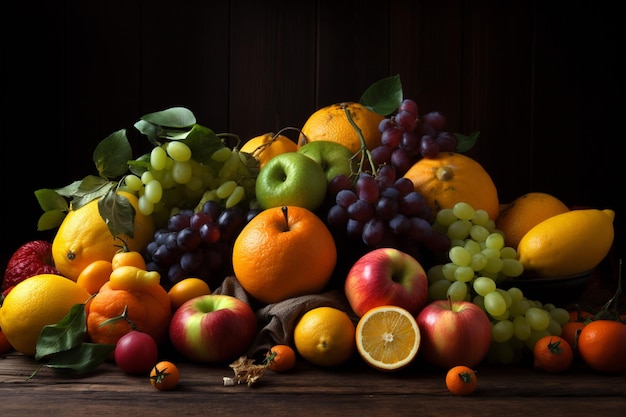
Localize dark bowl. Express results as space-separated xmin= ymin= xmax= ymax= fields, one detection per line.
xmin=499 ymin=271 xmax=593 ymax=307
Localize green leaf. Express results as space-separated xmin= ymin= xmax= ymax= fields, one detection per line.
xmin=127 ymin=152 xmax=151 ymax=177
xmin=93 ymin=129 xmax=133 ymax=180
xmin=140 ymin=107 xmax=196 ymax=128
xmin=455 ymin=131 xmax=480 ymax=153
xmin=98 ymin=188 xmax=135 ymax=238
xmin=134 ymin=119 xmax=163 ymax=146
xmin=359 ymin=74 xmax=403 ymax=116
xmin=183 ymin=124 xmax=226 ymax=164
xmin=44 ymin=343 xmax=115 ymax=373
xmin=37 ymin=210 xmax=67 ymax=231
xmin=35 ymin=303 xmax=88 ymax=361
xmin=34 ymin=188 xmax=69 ymax=212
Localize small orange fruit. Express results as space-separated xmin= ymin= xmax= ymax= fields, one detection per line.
xmin=150 ymin=360 xmax=180 ymax=391
xmin=240 ymin=132 xmax=298 ymax=169
xmin=294 ymin=306 xmax=356 ymax=368
xmin=0 ymin=274 xmax=91 ymax=356
xmin=355 ymin=305 xmax=421 ymax=372
xmin=232 ymin=206 xmax=337 ymax=304
xmin=167 ymin=277 xmax=211 ymax=311
xmin=52 ymin=192 xmax=155 ymax=281
xmin=532 ymin=335 xmax=574 ymax=373
xmin=298 ymin=102 xmax=385 ymax=154
xmin=495 ymin=192 xmax=569 ymax=249
xmin=265 ymin=344 xmax=297 ymax=372
xmin=403 ymin=152 xmax=500 ymax=221
xmin=560 ymin=321 xmax=586 ymax=351
xmin=112 ymin=248 xmax=147 ymax=270
xmin=76 ymin=259 xmax=113 ymax=294
xmin=445 ymin=365 xmax=477 ymax=396
xmin=577 ymin=319 xmax=626 ymax=373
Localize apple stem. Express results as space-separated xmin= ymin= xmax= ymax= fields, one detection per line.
xmin=447 ymin=295 xmax=453 ymax=310
xmin=281 ymin=206 xmax=290 ymax=232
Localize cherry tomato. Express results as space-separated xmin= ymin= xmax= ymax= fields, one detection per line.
xmin=150 ymin=360 xmax=180 ymax=391
xmin=114 ymin=331 xmax=158 ymax=374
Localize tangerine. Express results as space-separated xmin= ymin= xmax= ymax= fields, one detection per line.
xmin=403 ymin=152 xmax=500 ymax=221
xmin=232 ymin=206 xmax=337 ymax=304
xmin=298 ymin=102 xmax=384 ymax=154
xmin=241 ymin=132 xmax=298 ymax=169
xmin=495 ymin=192 xmax=570 ymax=249
xmin=577 ymin=319 xmax=626 ymax=373
xmin=52 ymin=192 xmax=155 ymax=281
xmin=532 ymin=335 xmax=574 ymax=373
xmin=86 ymin=280 xmax=171 ymax=346
xmin=445 ymin=365 xmax=478 ymax=396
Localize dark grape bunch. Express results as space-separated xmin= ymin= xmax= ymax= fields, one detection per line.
xmin=371 ymin=98 xmax=458 ymax=176
xmin=144 ymin=200 xmax=260 ymax=291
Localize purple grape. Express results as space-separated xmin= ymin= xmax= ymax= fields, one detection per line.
xmin=152 ymin=244 xmax=177 ymax=267
xmin=381 ymin=186 xmax=400 ymax=200
xmin=398 ymin=99 xmax=419 ymax=117
xmin=346 ymin=219 xmax=364 ymax=238
xmin=425 ymin=229 xmax=452 ymax=253
xmin=327 ymin=204 xmax=349 ymax=227
xmin=400 ymin=131 xmax=420 ymax=155
xmin=393 ymin=177 xmax=415 ymax=196
xmin=176 ymin=227 xmax=202 ymax=251
xmin=190 ymin=211 xmax=213 ymax=229
xmin=388 ymin=213 xmax=411 ymax=235
xmin=376 ymin=164 xmax=396 ymax=189
xmin=371 ymin=145 xmax=393 ymax=166
xmin=328 ymin=174 xmax=352 ymax=197
xmin=394 ymin=110 xmax=417 ymax=132
xmin=399 ymin=191 xmax=427 ymax=216
xmin=421 ymin=111 xmax=446 ymax=131
xmin=375 ymin=196 xmax=398 ymax=220
xmin=180 ymin=249 xmax=203 ymax=273
xmin=168 ymin=212 xmax=191 ymax=232
xmin=218 ymin=207 xmax=245 ymax=241
xmin=202 ymin=200 xmax=222 ymax=219
xmin=390 ymin=147 xmax=415 ymax=177
xmin=420 ymin=134 xmax=440 ymax=158
xmin=381 ymin=126 xmax=403 ymax=148
xmin=167 ymin=263 xmax=187 ymax=284
xmin=355 ymin=173 xmax=379 ymax=204
xmin=199 ymin=222 xmax=221 ymax=244
xmin=436 ymin=131 xmax=458 ymax=152
xmin=378 ymin=117 xmax=395 ymax=133
xmin=336 ymin=189 xmax=358 ymax=208
xmin=362 ymin=217 xmax=385 ymax=247
xmin=164 ymin=232 xmax=179 ymax=251
xmin=407 ymin=217 xmax=433 ymax=243
xmin=347 ymin=199 xmax=374 ymax=222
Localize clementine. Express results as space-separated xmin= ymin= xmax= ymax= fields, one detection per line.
xmin=298 ymin=102 xmax=384 ymax=154
xmin=403 ymin=152 xmax=500 ymax=221
xmin=232 ymin=206 xmax=337 ymax=304
xmin=240 ymin=132 xmax=298 ymax=169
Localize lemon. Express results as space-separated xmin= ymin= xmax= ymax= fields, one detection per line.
xmin=0 ymin=274 xmax=91 ymax=356
xmin=517 ymin=209 xmax=615 ymax=277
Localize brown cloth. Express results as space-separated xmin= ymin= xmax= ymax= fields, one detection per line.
xmin=213 ymin=276 xmax=359 ymax=360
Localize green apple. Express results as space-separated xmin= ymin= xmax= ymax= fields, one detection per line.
xmin=297 ymin=140 xmax=354 ymax=182
xmin=255 ymin=152 xmax=328 ymax=211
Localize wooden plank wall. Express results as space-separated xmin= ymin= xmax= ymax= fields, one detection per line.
xmin=2 ymin=1 xmax=623 ymax=272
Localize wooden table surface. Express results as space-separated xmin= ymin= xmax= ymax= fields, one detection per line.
xmin=1 ymin=348 xmax=624 ymax=417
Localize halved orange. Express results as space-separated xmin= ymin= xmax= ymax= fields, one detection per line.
xmin=355 ymin=305 xmax=421 ymax=371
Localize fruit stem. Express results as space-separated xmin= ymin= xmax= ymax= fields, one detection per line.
xmin=595 ymin=258 xmax=623 ymax=322
xmin=281 ymin=206 xmax=290 ymax=232
xmin=341 ymin=104 xmax=377 ymax=178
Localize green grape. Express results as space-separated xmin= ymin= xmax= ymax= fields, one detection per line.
xmin=138 ymin=194 xmax=155 ymax=216
xmin=509 ymin=298 xmax=531 ymax=317
xmin=124 ymin=174 xmax=143 ymax=192
xmin=513 ymin=316 xmax=531 ymax=341
xmin=166 ymin=141 xmax=192 ymax=162
xmin=446 ymin=280 xmax=468 ymax=301
xmin=150 ymin=146 xmax=168 ymax=170
xmin=485 ymin=232 xmax=505 ymax=250
xmin=470 ymin=253 xmax=488 ymax=271
xmin=469 ymin=224 xmax=490 ymax=242
xmin=525 ymin=307 xmax=551 ymax=331
xmin=525 ymin=328 xmax=550 ymax=351
xmin=481 ymin=256 xmax=503 ymax=274
xmin=211 ymin=146 xmax=232 ymax=162
xmin=492 ymin=320 xmax=514 ymax=343
xmin=225 ymin=185 xmax=245 ymax=208
xmin=491 ymin=310 xmax=510 ymax=321
xmin=452 ymin=202 xmax=475 ymax=220
xmin=450 ymin=239 xmax=466 ymax=248
xmin=185 ymin=175 xmax=204 ymax=191
xmin=484 ymin=219 xmax=497 ymax=232
xmin=495 ymin=288 xmax=512 ymax=308
xmin=488 ymin=340 xmax=516 ymax=365
xmin=473 ymin=276 xmax=496 ymax=296
xmin=144 ymin=179 xmax=163 ymax=204
xmin=506 ymin=287 xmax=524 ymax=304
xmin=481 ymin=247 xmax=500 ymax=259
xmin=449 ymin=246 xmax=471 ymax=266
xmin=547 ymin=319 xmax=562 ymax=337
xmin=549 ymin=307 xmax=570 ymax=326
xmin=447 ymin=219 xmax=472 ymax=240
xmin=428 ymin=280 xmax=451 ymax=300
xmin=172 ymin=160 xmax=192 ymax=184
xmin=141 ymin=170 xmax=155 ymax=185
xmin=441 ymin=262 xmax=458 ymax=281
xmin=160 ymin=170 xmax=176 ymax=189
xmin=436 ymin=208 xmax=457 ymax=226
xmin=464 ymin=239 xmax=482 ymax=255
xmin=499 ymin=246 xmax=518 ymax=259
xmin=484 ymin=291 xmax=507 ymax=317
xmin=216 ymin=180 xmax=238 ymax=199
xmin=471 ymin=209 xmax=489 ymax=226
xmin=454 ymin=266 xmax=475 ymax=283
xmin=472 ymin=294 xmax=486 ymax=311
xmin=501 ymin=258 xmax=524 ymax=277
xmin=427 ymin=264 xmax=445 ymax=283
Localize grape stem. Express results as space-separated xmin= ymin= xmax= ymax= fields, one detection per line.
xmin=341 ymin=104 xmax=378 ymax=179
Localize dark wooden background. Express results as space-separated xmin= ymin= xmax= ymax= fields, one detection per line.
xmin=2 ymin=1 xmax=624 ymax=274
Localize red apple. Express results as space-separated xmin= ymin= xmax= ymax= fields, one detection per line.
xmin=344 ymin=247 xmax=429 ymax=317
xmin=2 ymin=240 xmax=60 ymax=292
xmin=415 ymin=298 xmax=492 ymax=369
xmin=169 ymin=294 xmax=257 ymax=363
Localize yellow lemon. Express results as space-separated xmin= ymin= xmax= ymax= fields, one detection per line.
xmin=517 ymin=208 xmax=615 ymax=277
xmin=52 ymin=192 xmax=155 ymax=281
xmin=0 ymin=274 xmax=91 ymax=356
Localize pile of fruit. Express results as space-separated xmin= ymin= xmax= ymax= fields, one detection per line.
xmin=0 ymin=75 xmax=623 ymax=393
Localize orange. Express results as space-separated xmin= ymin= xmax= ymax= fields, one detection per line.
xmin=232 ymin=206 xmax=337 ymax=304
xmin=293 ymin=306 xmax=356 ymax=368
xmin=76 ymin=259 xmax=113 ymax=294
xmin=52 ymin=191 xmax=155 ymax=281
xmin=167 ymin=277 xmax=211 ymax=311
xmin=577 ymin=319 xmax=626 ymax=373
xmin=86 ymin=280 xmax=171 ymax=346
xmin=0 ymin=274 xmax=90 ymax=356
xmin=532 ymin=335 xmax=573 ymax=373
xmin=240 ymin=132 xmax=298 ymax=169
xmin=560 ymin=321 xmax=586 ymax=351
xmin=355 ymin=305 xmax=421 ymax=372
xmin=403 ymin=152 xmax=500 ymax=221
xmin=265 ymin=344 xmax=297 ymax=372
xmin=298 ymin=102 xmax=385 ymax=154
xmin=150 ymin=360 xmax=180 ymax=391
xmin=495 ymin=192 xmax=570 ymax=249
xmin=445 ymin=365 xmax=478 ymax=396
